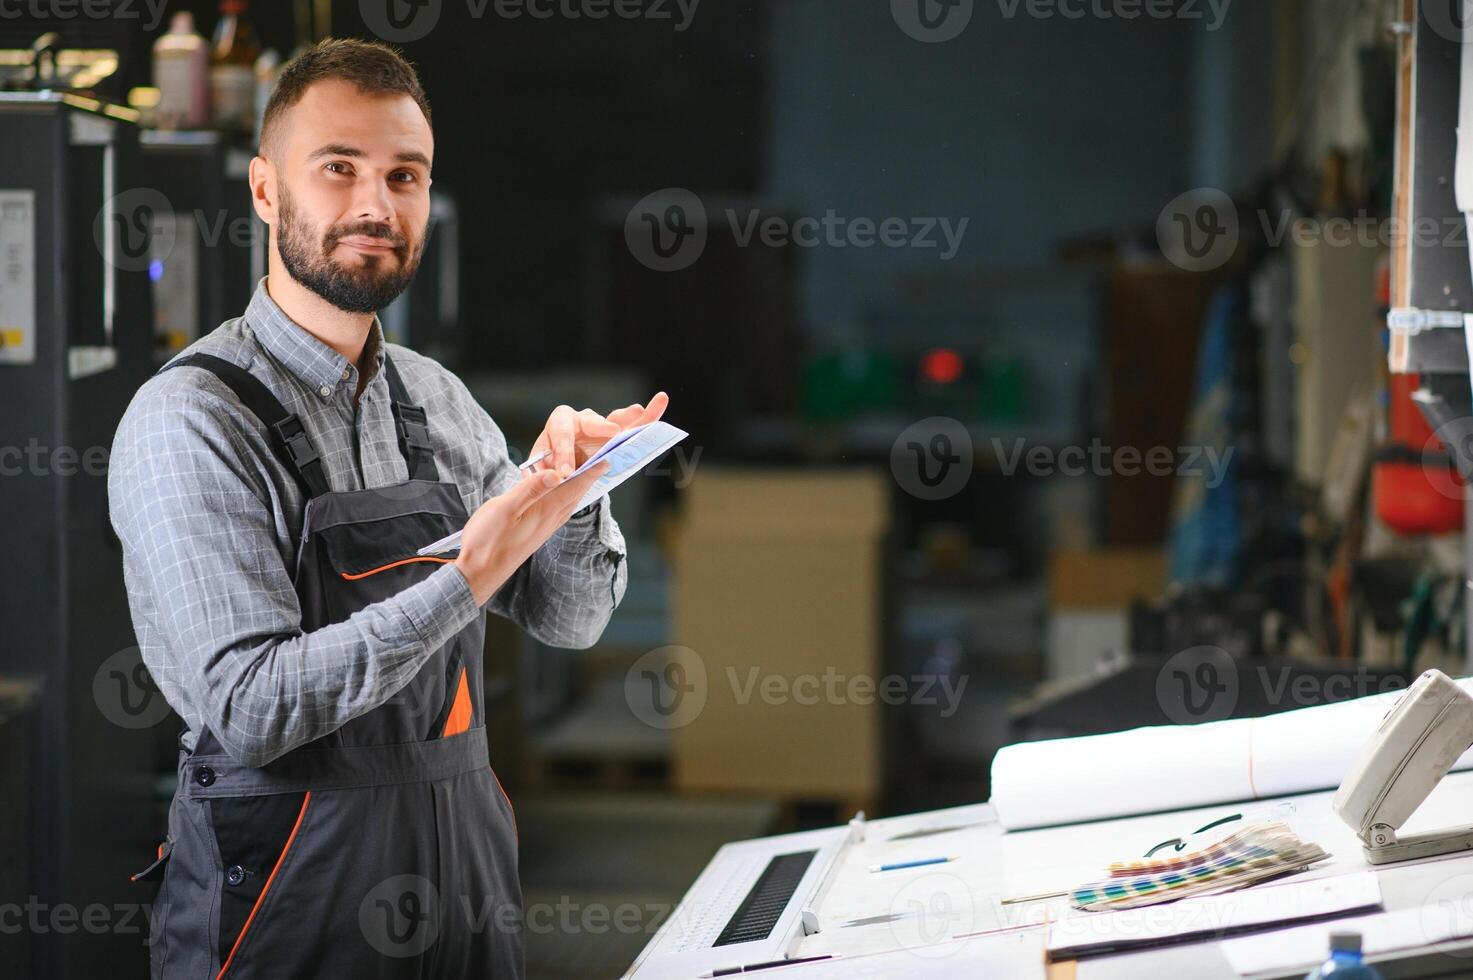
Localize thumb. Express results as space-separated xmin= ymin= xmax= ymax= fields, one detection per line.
xmin=509 ymin=468 xmax=561 ymax=517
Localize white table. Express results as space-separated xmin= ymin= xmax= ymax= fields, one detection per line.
xmin=626 ymin=770 xmax=1473 ymax=978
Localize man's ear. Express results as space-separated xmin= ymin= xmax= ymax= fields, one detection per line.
xmin=247 ymin=155 xmax=276 ymax=226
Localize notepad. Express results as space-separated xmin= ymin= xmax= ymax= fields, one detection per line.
xmin=417 ymin=420 xmax=688 ymax=556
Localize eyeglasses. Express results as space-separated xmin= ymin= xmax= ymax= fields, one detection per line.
xmin=1144 ymin=813 xmax=1242 ymax=858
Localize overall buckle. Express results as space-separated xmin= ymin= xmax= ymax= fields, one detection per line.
xmin=271 ymin=416 xmax=320 ymax=470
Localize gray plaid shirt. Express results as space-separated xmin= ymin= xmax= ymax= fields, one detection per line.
xmin=108 ymin=278 xmax=626 ymax=766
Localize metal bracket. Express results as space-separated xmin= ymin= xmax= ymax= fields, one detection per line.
xmin=1363 ymin=821 xmax=1473 ymax=865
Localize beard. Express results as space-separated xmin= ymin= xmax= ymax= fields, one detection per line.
xmin=276 ymin=183 xmax=426 ymax=314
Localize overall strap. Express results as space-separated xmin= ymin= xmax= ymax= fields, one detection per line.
xmin=382 ymin=354 xmax=441 ymax=482
xmin=162 ymin=353 xmax=332 ymax=499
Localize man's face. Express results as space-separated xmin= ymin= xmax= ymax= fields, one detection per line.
xmin=266 ymin=79 xmax=433 ymax=314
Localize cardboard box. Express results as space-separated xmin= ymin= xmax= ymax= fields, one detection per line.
xmin=1048 ymin=548 xmax=1167 ymax=610
xmin=671 ymin=469 xmax=889 ymax=802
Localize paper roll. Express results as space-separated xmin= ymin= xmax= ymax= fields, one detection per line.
xmin=989 ymin=678 xmax=1473 ymax=830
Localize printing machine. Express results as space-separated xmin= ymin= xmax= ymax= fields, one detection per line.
xmin=0 ymin=91 xmax=159 ymax=980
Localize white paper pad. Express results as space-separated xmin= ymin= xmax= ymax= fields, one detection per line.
xmin=1045 ymin=871 xmax=1382 ymax=960
xmin=418 ymin=421 xmax=688 ymax=556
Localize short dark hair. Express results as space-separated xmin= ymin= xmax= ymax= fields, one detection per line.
xmin=260 ymin=38 xmax=432 ymax=157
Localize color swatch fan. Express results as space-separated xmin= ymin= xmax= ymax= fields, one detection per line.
xmin=1069 ymin=820 xmax=1330 ymax=912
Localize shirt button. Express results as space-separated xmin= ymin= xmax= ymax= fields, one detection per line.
xmin=319 ymin=385 xmax=331 ymax=398
xmin=225 ymin=865 xmax=247 ymax=886
xmin=341 ymin=366 xmax=351 ymax=380
xmin=195 ymin=765 xmax=216 ymax=787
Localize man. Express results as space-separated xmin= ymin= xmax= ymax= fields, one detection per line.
xmin=108 ymin=38 xmax=663 ymax=978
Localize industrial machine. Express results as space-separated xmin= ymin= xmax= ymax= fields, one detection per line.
xmin=0 ymin=91 xmax=159 ymax=979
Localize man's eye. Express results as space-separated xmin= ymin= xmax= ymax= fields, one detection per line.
xmin=325 ymin=162 xmax=352 ymax=175
xmin=390 ymin=171 xmax=418 ymax=184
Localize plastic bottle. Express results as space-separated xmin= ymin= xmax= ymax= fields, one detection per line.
xmin=210 ymin=0 xmax=261 ymax=134
xmin=1305 ymin=931 xmax=1385 ymax=979
xmin=253 ymin=49 xmax=281 ymax=145
xmin=153 ymin=11 xmax=208 ymax=130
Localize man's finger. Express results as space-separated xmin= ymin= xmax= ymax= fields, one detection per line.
xmin=607 ymin=403 xmax=645 ymax=428
xmin=550 ymin=407 xmax=577 ymax=477
xmin=538 ymin=460 xmax=609 ymax=515
xmin=510 ymin=468 xmax=563 ymax=518
xmin=576 ymin=409 xmax=620 ymax=439
xmin=635 ymin=391 xmax=669 ymax=426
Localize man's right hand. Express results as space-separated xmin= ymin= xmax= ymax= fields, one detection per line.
xmin=454 ymin=461 xmax=611 ymax=606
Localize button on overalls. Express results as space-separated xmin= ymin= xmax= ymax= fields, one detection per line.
xmin=131 ymin=352 xmax=523 ymax=979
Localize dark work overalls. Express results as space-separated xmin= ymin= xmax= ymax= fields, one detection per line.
xmin=130 ymin=352 xmax=523 ymax=979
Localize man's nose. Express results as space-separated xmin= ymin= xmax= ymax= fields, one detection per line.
xmin=350 ymin=179 xmax=395 ymax=227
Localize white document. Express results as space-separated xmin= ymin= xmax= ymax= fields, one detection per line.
xmin=989 ymin=678 xmax=1473 ymax=830
xmin=418 ymin=421 xmax=688 ymax=556
xmin=1045 ymin=872 xmax=1382 ymax=960
xmin=1222 ymin=902 xmax=1473 ymax=978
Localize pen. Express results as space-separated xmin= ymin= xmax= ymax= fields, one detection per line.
xmin=702 ymin=954 xmax=835 ymax=976
xmin=868 ymin=856 xmax=956 ymax=873
xmin=518 ymin=450 xmax=550 ymax=472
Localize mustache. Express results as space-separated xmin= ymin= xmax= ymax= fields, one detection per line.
xmin=324 ymin=221 xmax=409 ymax=254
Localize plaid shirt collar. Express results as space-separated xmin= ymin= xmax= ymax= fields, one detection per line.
xmin=243 ymin=276 xmax=385 ymax=397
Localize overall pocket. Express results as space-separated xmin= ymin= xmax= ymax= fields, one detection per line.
xmin=210 ymin=791 xmax=312 ymax=978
